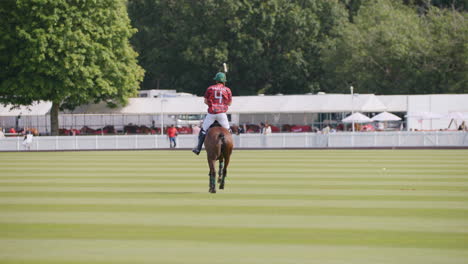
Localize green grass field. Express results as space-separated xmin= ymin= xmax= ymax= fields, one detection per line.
xmin=0 ymin=149 xmax=467 ymax=264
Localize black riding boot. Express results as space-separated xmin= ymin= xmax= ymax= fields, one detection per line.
xmin=192 ymin=129 xmax=206 ymax=155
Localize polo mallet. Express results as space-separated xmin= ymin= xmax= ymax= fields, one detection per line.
xmin=223 ymin=62 xmax=228 ymax=73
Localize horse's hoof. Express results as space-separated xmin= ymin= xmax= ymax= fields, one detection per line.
xmin=219 ymin=185 xmax=224 ymax=190
xmin=209 ymin=189 xmax=216 ymax=193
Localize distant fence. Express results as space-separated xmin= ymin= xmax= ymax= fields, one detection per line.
xmin=1 ymin=131 xmax=467 ymax=151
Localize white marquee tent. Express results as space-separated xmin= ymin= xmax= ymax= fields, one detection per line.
xmin=1 ymin=93 xmax=468 ymax=133
xmin=60 ymin=94 xmax=387 ymax=115
xmin=0 ymin=101 xmax=52 ymax=116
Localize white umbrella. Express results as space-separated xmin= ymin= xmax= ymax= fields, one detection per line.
xmin=371 ymin=111 xmax=401 ymax=121
xmin=342 ymin=112 xmax=372 ymax=123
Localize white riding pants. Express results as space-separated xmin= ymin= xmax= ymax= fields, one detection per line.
xmin=202 ymin=113 xmax=230 ymax=131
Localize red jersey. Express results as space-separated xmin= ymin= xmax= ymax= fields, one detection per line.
xmin=204 ymin=83 xmax=232 ymax=114
xmin=167 ymin=127 xmax=177 ymax=137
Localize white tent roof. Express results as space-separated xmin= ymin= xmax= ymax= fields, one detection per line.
xmin=64 ymin=94 xmax=387 ymax=115
xmin=0 ymin=94 xmax=422 ymax=116
xmin=371 ymin=111 xmax=402 ymax=121
xmin=0 ymin=101 xmax=52 ymax=116
xmin=342 ymin=112 xmax=372 ymax=123
xmin=1 ymin=94 xmax=466 ymax=119
xmin=67 ymin=97 xmax=206 ymax=115
xmin=406 ymin=111 xmax=444 ymax=120
xmin=376 ymin=95 xmax=407 ymax=112
xmin=444 ymin=112 xmax=468 ymax=121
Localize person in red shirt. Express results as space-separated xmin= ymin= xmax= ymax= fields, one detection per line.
xmin=167 ymin=125 xmax=178 ymax=148
xmin=192 ymin=72 xmax=232 ymax=155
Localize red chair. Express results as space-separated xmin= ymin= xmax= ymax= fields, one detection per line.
xmin=290 ymin=125 xmax=311 ymax=132
xmin=270 ymin=125 xmax=280 ymax=133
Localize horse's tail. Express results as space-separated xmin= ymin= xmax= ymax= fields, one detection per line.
xmin=219 ymin=133 xmax=226 ymax=153
xmin=219 ymin=133 xmax=225 ymax=145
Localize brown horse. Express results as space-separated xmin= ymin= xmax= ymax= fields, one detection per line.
xmin=204 ymin=126 xmax=233 ymax=193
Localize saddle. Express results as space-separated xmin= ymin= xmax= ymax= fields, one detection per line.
xmin=209 ymin=121 xmax=221 ymax=128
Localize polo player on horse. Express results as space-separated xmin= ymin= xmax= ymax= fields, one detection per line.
xmin=192 ymin=72 xmax=232 ymax=155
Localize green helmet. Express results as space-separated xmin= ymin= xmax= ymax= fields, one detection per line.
xmin=213 ymin=72 xmax=227 ymax=83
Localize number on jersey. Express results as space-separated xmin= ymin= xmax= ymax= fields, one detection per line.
xmin=214 ymin=90 xmax=223 ymax=104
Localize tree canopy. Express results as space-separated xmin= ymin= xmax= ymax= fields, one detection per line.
xmin=128 ymin=0 xmax=348 ymax=96
xmin=321 ymin=0 xmax=467 ymax=94
xmin=0 ymin=0 xmax=144 ymax=134
xmin=129 ymin=0 xmax=467 ymax=96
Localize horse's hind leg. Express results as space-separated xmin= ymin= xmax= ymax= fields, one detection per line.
xmin=208 ymin=160 xmax=217 ymax=193
xmin=217 ymin=158 xmax=224 ymax=184
xmin=209 ymin=171 xmax=216 ymax=193
xmin=219 ymin=154 xmax=230 ymax=190
xmin=219 ymin=167 xmax=226 ymax=189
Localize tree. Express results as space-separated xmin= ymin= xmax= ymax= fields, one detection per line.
xmin=128 ymin=0 xmax=347 ymax=96
xmin=128 ymin=0 xmax=233 ymax=95
xmin=421 ymin=7 xmax=468 ymax=93
xmin=320 ymin=0 xmax=467 ymax=94
xmin=0 ymin=0 xmax=144 ymax=135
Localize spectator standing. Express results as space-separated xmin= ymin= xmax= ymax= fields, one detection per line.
xmin=167 ymin=125 xmax=178 ymax=148
xmin=322 ymin=125 xmax=330 ymax=134
xmin=192 ymin=124 xmax=201 ymax=135
xmin=259 ymin=122 xmax=265 ymax=134
xmin=263 ymin=122 xmax=272 ymax=135
xmin=22 ymin=130 xmax=33 ymax=150
xmin=459 ymin=121 xmax=467 ymax=131
xmin=0 ymin=128 xmax=5 ymax=139
xmin=377 ymin=122 xmax=385 ymax=131
xmin=261 ymin=122 xmax=272 ymax=147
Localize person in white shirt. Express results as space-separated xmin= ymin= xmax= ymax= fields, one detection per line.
xmin=22 ymin=130 xmax=33 ymax=150
xmin=263 ymin=122 xmax=272 ymax=135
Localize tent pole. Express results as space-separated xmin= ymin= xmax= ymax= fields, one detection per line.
xmin=351 ymin=86 xmax=355 ymax=132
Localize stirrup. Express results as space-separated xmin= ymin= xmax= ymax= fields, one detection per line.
xmin=192 ymin=148 xmax=200 ymax=155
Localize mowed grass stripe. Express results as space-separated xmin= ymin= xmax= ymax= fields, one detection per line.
xmin=3 ymin=174 xmax=468 ymax=181
xmin=10 ymin=158 xmax=439 ymax=165
xmin=1 ymin=191 xmax=468 ymax=202
xmin=1 ymin=212 xmax=467 ymax=234
xmin=4 ymin=163 xmax=468 ymax=170
xmin=1 ymin=196 xmax=467 ymax=209
xmin=1 ymin=203 xmax=467 ymax=219
xmin=4 ymin=169 xmax=468 ymax=177
xmin=2 ymin=179 xmax=468 ymax=188
xmin=1 ymin=239 xmax=468 ymax=264
xmin=1 ymin=184 xmax=467 ymax=192
xmin=1 ymin=222 xmax=467 ymax=249
xmin=1 ymin=187 xmax=467 ymax=199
